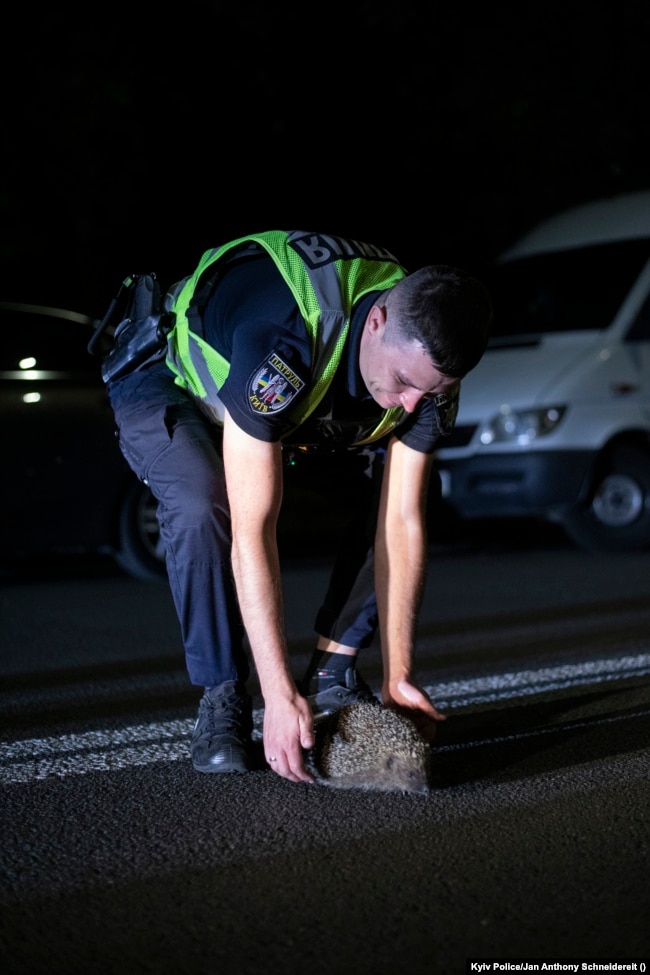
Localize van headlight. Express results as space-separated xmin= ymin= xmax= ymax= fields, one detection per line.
xmin=479 ymin=405 xmax=566 ymax=445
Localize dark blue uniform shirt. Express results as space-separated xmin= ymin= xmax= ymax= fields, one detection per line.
xmin=202 ymin=254 xmax=445 ymax=453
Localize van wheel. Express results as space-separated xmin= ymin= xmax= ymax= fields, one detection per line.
xmin=113 ymin=481 xmax=167 ymax=581
xmin=561 ymin=445 xmax=650 ymax=552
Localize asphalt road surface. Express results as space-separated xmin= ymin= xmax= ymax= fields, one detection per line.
xmin=1 ymin=529 xmax=649 ymax=975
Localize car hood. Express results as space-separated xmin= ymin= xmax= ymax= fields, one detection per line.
xmin=456 ymin=332 xmax=602 ymax=422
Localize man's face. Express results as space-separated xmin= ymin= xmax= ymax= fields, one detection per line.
xmin=359 ymin=306 xmax=459 ymax=413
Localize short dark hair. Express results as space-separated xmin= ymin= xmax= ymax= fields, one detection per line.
xmin=385 ymin=265 xmax=493 ymax=378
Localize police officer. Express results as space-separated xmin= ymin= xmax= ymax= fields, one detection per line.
xmin=107 ymin=230 xmax=492 ymax=783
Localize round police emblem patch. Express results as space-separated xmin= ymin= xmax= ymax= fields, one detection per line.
xmin=249 ymin=353 xmax=305 ymax=414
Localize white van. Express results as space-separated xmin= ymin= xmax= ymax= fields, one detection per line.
xmin=434 ymin=190 xmax=650 ymax=551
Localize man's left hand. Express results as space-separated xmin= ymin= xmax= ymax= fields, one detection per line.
xmin=383 ymin=679 xmax=446 ymax=743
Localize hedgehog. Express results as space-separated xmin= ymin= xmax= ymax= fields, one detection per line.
xmin=310 ymin=701 xmax=431 ymax=794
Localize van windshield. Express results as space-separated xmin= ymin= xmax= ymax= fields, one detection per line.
xmin=487 ymin=240 xmax=650 ymax=344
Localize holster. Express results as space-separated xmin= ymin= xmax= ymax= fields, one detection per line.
xmin=100 ymin=308 xmax=174 ymax=384
xmin=88 ymin=273 xmax=182 ymax=384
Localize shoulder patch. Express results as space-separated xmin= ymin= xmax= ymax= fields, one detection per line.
xmin=248 ymin=353 xmax=306 ymax=414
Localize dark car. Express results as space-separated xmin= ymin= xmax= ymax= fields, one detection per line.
xmin=0 ymin=301 xmax=381 ymax=579
xmin=0 ymin=301 xmax=166 ymax=580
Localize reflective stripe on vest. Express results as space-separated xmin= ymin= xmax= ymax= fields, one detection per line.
xmin=166 ymin=230 xmax=407 ymax=444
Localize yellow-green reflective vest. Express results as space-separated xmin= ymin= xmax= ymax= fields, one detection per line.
xmin=166 ymin=230 xmax=407 ymax=446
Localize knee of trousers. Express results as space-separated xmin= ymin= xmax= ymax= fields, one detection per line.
xmin=156 ymin=473 xmax=233 ymax=557
xmin=145 ymin=438 xmax=233 ymax=557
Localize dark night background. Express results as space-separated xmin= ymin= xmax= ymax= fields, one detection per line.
xmin=2 ymin=0 xmax=650 ymax=318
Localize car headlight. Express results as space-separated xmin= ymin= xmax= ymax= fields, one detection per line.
xmin=479 ymin=405 xmax=566 ymax=445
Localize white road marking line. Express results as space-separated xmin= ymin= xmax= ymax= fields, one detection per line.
xmin=1 ymin=653 xmax=649 ymax=783
xmin=427 ymin=652 xmax=650 ymax=708
xmin=2 ymin=719 xmax=193 ymax=760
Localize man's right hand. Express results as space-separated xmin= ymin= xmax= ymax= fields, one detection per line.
xmin=262 ymin=689 xmax=315 ymax=784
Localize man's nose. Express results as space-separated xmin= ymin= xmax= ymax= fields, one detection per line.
xmin=400 ymin=388 xmax=425 ymax=412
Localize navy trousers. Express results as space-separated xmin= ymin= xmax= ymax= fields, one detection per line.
xmin=108 ymin=361 xmax=381 ymax=688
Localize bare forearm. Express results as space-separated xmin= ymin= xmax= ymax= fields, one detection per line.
xmin=222 ymin=415 xmax=295 ymax=697
xmin=375 ymin=516 xmax=428 ymax=688
xmin=375 ymin=510 xmax=445 ymax=740
xmin=222 ymin=412 xmax=314 ymax=781
xmin=374 ymin=437 xmax=431 ymax=688
xmin=230 ymin=530 xmax=295 ymax=696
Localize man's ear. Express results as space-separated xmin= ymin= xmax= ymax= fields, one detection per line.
xmin=366 ymin=303 xmax=388 ymax=336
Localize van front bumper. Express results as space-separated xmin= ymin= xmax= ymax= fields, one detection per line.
xmin=435 ymin=449 xmax=595 ymax=519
